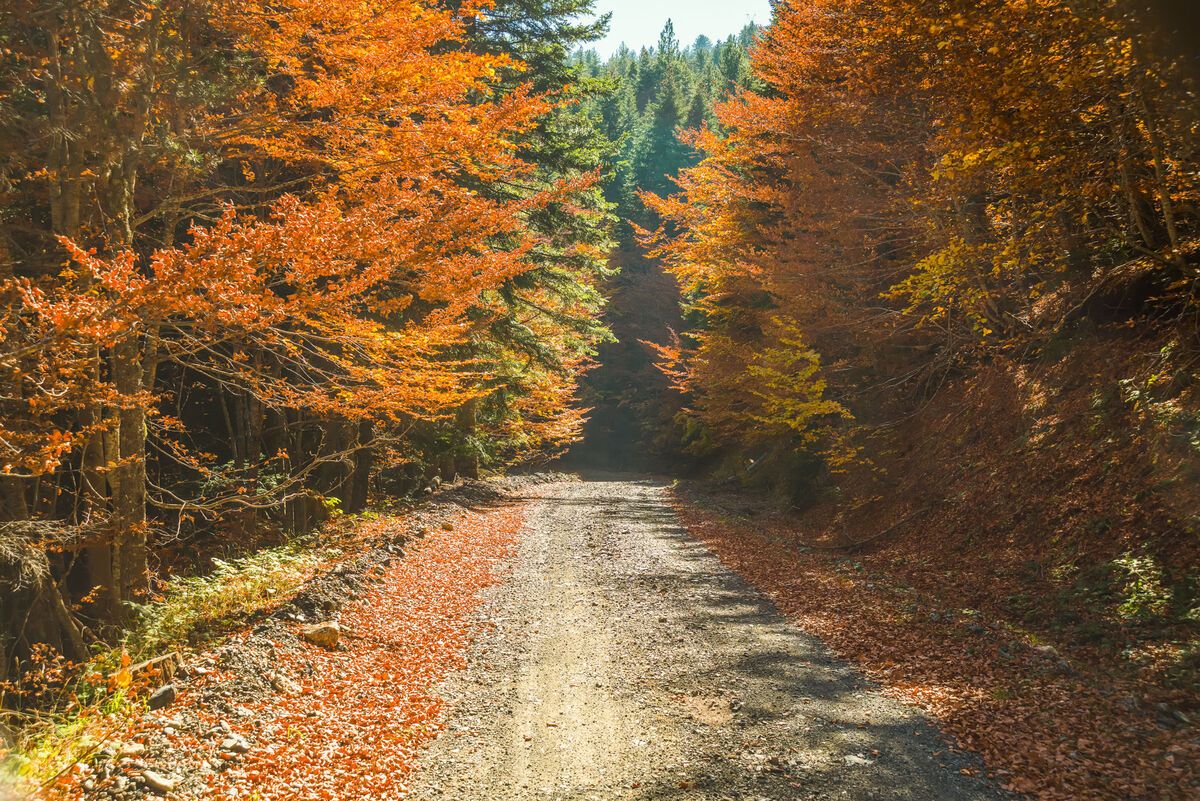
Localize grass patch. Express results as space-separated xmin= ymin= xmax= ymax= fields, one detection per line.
xmin=1 ymin=687 xmax=140 ymax=794
xmin=130 ymin=541 xmax=331 ymax=657
xmin=2 ymin=537 xmax=337 ymax=797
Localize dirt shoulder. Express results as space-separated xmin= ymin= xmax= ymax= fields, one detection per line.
xmin=40 ymin=475 xmax=557 ymax=801
xmin=412 ymin=477 xmax=1008 ymax=800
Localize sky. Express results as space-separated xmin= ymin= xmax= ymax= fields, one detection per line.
xmin=589 ymin=0 xmax=773 ymax=56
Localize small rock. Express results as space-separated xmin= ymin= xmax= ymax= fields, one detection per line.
xmin=267 ymin=671 xmax=302 ymax=695
xmin=1154 ymin=703 xmax=1189 ymax=727
xmin=300 ymin=622 xmax=340 ymax=649
xmin=119 ymin=742 xmax=146 ymax=758
xmin=220 ymin=735 xmax=251 ymax=754
xmin=844 ymin=754 xmax=875 ymax=766
xmin=140 ymin=770 xmax=176 ymax=794
xmin=147 ymin=684 xmax=177 ymax=710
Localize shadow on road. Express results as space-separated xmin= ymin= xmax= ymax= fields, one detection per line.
xmin=538 ymin=476 xmax=1010 ymax=801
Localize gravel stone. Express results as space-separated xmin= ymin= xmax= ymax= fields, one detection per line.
xmin=299 ymin=622 xmax=340 ymax=649
xmin=146 ymin=684 xmax=176 ymax=711
xmin=412 ymin=477 xmax=1013 ymax=800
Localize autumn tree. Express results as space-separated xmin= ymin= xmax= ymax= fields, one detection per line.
xmin=0 ymin=0 xmax=595 ymax=662
xmin=427 ymin=0 xmax=618 ymax=478
xmin=648 ymin=0 xmax=1199 ymax=488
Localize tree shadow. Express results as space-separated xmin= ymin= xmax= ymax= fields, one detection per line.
xmin=536 ymin=475 xmax=1015 ymax=801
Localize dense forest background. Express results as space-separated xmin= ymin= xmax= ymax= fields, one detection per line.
xmin=567 ymin=21 xmax=761 ymax=470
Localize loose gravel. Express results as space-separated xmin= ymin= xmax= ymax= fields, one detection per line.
xmin=412 ymin=477 xmax=1012 ymax=800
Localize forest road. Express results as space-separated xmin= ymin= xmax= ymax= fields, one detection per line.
xmin=410 ymin=477 xmax=1010 ymax=801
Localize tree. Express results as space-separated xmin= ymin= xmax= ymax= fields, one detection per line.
xmin=647 ymin=0 xmax=1199 ymax=488
xmin=445 ymin=0 xmax=617 ymax=475
xmin=634 ymin=59 xmax=696 ymax=200
xmin=0 ymin=0 xmax=588 ymax=650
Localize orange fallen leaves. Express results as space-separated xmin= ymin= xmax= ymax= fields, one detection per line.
xmin=202 ymin=504 xmax=524 ymax=800
xmin=672 ymin=495 xmax=1199 ymax=801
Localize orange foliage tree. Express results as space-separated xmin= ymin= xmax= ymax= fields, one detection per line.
xmin=646 ymin=0 xmax=1199 ymax=482
xmin=0 ymin=0 xmax=596 ymax=647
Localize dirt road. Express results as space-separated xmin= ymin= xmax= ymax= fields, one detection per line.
xmin=412 ymin=478 xmax=1010 ymax=800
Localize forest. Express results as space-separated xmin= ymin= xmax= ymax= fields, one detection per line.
xmin=1 ymin=1 xmax=1197 ymax=800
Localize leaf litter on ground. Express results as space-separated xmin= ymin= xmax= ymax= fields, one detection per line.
xmin=671 ymin=492 xmax=1198 ymax=801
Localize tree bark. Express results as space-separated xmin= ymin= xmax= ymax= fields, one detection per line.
xmin=455 ymin=398 xmax=481 ymax=480
xmin=104 ymin=335 xmax=149 ymax=616
xmin=348 ymin=422 xmax=374 ymax=513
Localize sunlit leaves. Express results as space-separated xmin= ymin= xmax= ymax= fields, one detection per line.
xmin=0 ymin=0 xmax=599 ymax=494
xmin=643 ymin=0 xmax=1199 ymax=471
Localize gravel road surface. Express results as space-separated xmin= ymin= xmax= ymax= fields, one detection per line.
xmin=412 ymin=477 xmax=1010 ymax=800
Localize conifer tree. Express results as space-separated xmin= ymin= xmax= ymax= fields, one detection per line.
xmin=635 ymin=59 xmax=695 ymax=201
xmin=428 ymin=0 xmax=619 ymax=474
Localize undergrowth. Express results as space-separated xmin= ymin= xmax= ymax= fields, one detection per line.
xmin=1 ymin=537 xmax=336 ymax=796
xmin=130 ymin=541 xmax=329 ymax=657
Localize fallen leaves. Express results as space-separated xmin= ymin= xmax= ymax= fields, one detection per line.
xmin=202 ymin=504 xmax=525 ymax=800
xmin=672 ymin=493 xmax=1200 ymax=801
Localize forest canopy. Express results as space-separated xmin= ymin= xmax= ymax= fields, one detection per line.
xmin=646 ymin=0 xmax=1200 ymax=485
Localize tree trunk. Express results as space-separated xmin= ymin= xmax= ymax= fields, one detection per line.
xmin=348 ymin=422 xmax=374 ymax=512
xmin=455 ymin=398 xmax=481 ymax=480
xmin=104 ymin=335 xmax=149 ymax=617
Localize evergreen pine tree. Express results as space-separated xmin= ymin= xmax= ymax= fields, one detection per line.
xmin=635 ymin=61 xmax=694 ymax=201
xmin=439 ymin=0 xmax=619 ymax=471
